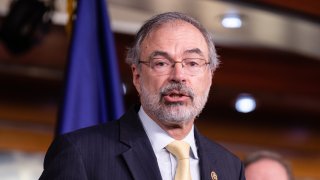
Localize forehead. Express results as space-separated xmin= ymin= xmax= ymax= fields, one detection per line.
xmin=246 ymin=159 xmax=288 ymax=179
xmin=140 ymin=20 xmax=208 ymax=58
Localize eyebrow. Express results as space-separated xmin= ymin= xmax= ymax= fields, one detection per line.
xmin=183 ymin=48 xmax=205 ymax=58
xmin=147 ymin=48 xmax=205 ymax=61
xmin=148 ymin=51 xmax=173 ymax=61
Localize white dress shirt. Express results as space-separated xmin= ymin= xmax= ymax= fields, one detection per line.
xmin=138 ymin=107 xmax=200 ymax=180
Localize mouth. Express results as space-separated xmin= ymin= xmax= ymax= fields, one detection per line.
xmin=162 ymin=90 xmax=191 ymax=103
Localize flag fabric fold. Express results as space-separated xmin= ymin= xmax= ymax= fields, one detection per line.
xmin=57 ymin=0 xmax=124 ymax=134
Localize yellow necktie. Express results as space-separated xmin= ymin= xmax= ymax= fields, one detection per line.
xmin=166 ymin=141 xmax=192 ymax=180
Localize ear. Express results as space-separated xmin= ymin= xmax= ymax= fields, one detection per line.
xmin=131 ymin=64 xmax=141 ymax=94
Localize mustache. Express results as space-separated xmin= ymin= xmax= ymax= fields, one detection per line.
xmin=160 ymin=82 xmax=194 ymax=100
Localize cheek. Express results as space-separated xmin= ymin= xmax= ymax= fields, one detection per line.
xmin=140 ymin=75 xmax=166 ymax=93
xmin=193 ymin=76 xmax=212 ymax=94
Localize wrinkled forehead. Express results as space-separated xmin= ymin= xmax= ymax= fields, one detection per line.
xmin=143 ymin=20 xmax=205 ymax=42
xmin=141 ymin=20 xmax=209 ymax=57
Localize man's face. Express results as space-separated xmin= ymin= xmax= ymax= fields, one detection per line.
xmin=245 ymin=159 xmax=289 ymax=180
xmin=132 ymin=20 xmax=213 ymax=125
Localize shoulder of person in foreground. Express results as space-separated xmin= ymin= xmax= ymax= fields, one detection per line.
xmin=39 ymin=120 xmax=122 ymax=180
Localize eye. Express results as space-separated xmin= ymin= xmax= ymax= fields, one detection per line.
xmin=184 ymin=59 xmax=201 ymax=67
xmin=152 ymin=58 xmax=171 ymax=68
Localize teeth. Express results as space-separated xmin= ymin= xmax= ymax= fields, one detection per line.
xmin=169 ymin=94 xmax=183 ymax=97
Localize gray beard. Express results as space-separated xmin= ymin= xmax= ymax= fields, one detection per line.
xmin=140 ymin=81 xmax=210 ymax=125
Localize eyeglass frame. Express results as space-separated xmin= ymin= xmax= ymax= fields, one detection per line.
xmin=138 ymin=58 xmax=211 ymax=76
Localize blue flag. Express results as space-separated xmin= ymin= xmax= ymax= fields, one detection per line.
xmin=57 ymin=0 xmax=124 ymax=134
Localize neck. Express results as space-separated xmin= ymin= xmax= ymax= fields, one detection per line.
xmin=154 ymin=119 xmax=194 ymax=140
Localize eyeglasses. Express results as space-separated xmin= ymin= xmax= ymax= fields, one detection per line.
xmin=139 ymin=58 xmax=210 ymax=76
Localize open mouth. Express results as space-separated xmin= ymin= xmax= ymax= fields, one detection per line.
xmin=168 ymin=92 xmax=187 ymax=97
xmin=162 ymin=90 xmax=191 ymax=103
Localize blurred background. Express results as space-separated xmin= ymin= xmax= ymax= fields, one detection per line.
xmin=0 ymin=0 xmax=319 ymax=179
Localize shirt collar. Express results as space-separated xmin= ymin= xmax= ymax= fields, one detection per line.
xmin=138 ymin=106 xmax=199 ymax=159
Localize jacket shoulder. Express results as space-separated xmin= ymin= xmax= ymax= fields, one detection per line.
xmin=196 ymin=133 xmax=245 ymax=180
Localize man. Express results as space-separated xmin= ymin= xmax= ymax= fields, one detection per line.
xmin=40 ymin=12 xmax=245 ymax=180
xmin=244 ymin=151 xmax=293 ymax=180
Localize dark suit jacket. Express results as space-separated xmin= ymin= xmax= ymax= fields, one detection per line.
xmin=39 ymin=106 xmax=245 ymax=180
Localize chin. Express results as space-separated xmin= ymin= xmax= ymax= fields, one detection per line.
xmin=157 ymin=104 xmax=197 ymax=123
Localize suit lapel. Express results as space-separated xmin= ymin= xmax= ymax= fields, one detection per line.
xmin=195 ymin=128 xmax=219 ymax=180
xmin=196 ymin=128 xmax=246 ymax=180
xmin=119 ymin=106 xmax=162 ymax=180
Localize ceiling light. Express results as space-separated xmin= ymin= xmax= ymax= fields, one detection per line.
xmin=235 ymin=93 xmax=256 ymax=113
xmin=221 ymin=14 xmax=242 ymax=28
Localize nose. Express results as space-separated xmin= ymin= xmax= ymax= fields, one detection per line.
xmin=169 ymin=62 xmax=186 ymax=83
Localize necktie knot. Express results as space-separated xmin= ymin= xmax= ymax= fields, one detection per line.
xmin=166 ymin=140 xmax=192 ymax=180
xmin=166 ymin=140 xmax=190 ymax=160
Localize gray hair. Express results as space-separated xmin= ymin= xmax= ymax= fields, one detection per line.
xmin=126 ymin=12 xmax=219 ymax=71
xmin=243 ymin=150 xmax=294 ymax=180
